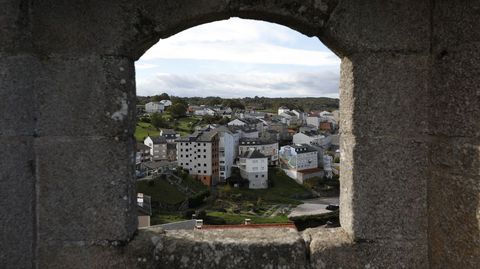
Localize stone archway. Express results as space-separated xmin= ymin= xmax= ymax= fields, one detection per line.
xmin=2 ymin=0 xmax=479 ymax=268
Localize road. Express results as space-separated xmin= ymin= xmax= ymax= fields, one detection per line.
xmin=288 ymin=197 xmax=339 ymax=218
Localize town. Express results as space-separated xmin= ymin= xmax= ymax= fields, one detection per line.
xmin=135 ymin=94 xmax=341 ymax=230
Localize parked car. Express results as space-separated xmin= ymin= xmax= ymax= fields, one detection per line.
xmin=326 ymin=204 xmax=339 ymax=211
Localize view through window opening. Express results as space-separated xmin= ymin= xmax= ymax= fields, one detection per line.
xmin=133 ymin=18 xmax=341 ymax=232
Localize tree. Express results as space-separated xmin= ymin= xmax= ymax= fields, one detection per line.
xmin=152 ymin=93 xmax=170 ymax=102
xmin=151 ymin=113 xmax=169 ymax=129
xmin=170 ymin=103 xmax=187 ymax=118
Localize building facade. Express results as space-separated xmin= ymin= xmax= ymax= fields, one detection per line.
xmin=176 ymin=131 xmax=220 ymax=186
xmin=238 ymin=138 xmax=279 ymax=166
xmin=145 ymin=102 xmax=165 ymax=113
xmin=238 ymin=150 xmax=268 ymax=189
xmin=144 ymin=136 xmax=168 ymax=161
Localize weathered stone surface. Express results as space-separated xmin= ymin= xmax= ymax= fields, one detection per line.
xmin=433 ymin=0 xmax=480 ymax=51
xmin=324 ymin=0 xmax=431 ymax=55
xmin=430 ymin=138 xmax=480 ymax=177
xmin=0 ymin=0 xmax=32 ymax=55
xmin=0 ymin=55 xmax=37 ymax=136
xmin=149 ymin=228 xmax=307 ymax=269
xmin=430 ymin=44 xmax=480 ymax=138
xmin=340 ymin=135 xmax=428 ymax=240
xmin=339 ymin=53 xmax=430 ymax=138
xmin=0 ymin=137 xmax=35 ymax=269
xmin=428 ymin=170 xmax=480 ymax=269
xmin=2 ymin=0 xmax=480 ymax=268
xmin=35 ymin=136 xmax=137 ymax=242
xmin=34 ymin=56 xmax=136 ymax=138
xmin=306 ymin=228 xmax=428 ymax=269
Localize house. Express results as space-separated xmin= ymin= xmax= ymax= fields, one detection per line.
xmin=291 ymin=109 xmax=306 ymax=120
xmin=238 ymin=138 xmax=279 ymax=166
xmin=144 ymin=136 xmax=168 ymax=161
xmin=278 ymin=106 xmax=290 ymax=115
xmin=137 ymin=193 xmax=152 ymax=228
xmin=160 ymin=99 xmax=172 ymax=107
xmin=135 ymin=143 xmax=151 ymax=170
xmin=238 ymin=150 xmax=268 ymax=189
xmin=228 ymin=118 xmax=263 ymax=132
xmin=145 ymin=102 xmax=165 ymax=113
xmin=209 ymin=126 xmax=235 ymax=182
xmin=293 ymin=130 xmax=332 ymax=148
xmin=160 ymin=129 xmax=178 ymax=143
xmin=176 ymin=130 xmax=220 ymax=186
xmin=192 ymin=106 xmax=216 ymax=116
xmin=279 ymin=144 xmax=322 ymax=183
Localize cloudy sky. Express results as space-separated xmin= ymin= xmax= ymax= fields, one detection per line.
xmin=135 ymin=18 xmax=340 ymax=98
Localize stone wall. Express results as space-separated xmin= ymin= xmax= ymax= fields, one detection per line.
xmin=0 ymin=0 xmax=478 ymax=268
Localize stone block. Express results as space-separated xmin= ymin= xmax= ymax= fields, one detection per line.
xmin=0 ymin=55 xmax=37 ymax=136
xmin=340 ymin=53 xmax=430 ymax=138
xmin=428 ymin=170 xmax=480 ymax=268
xmin=0 ymin=0 xmax=32 ymax=55
xmin=324 ymin=0 xmax=430 ymax=55
xmin=38 ymin=244 xmax=129 ymax=269
xmin=35 ymin=55 xmax=136 ymax=138
xmin=430 ymin=138 xmax=480 ymax=177
xmin=32 ymin=1 xmax=131 ymax=56
xmin=150 ymin=228 xmax=307 ymax=269
xmin=35 ymin=136 xmax=137 ymax=242
xmin=433 ymin=0 xmax=480 ymax=51
xmin=0 ymin=137 xmax=35 ymax=269
xmin=307 ymin=228 xmax=428 ymax=269
xmin=340 ymin=135 xmax=428 ymax=240
xmin=430 ymin=45 xmax=480 ymax=138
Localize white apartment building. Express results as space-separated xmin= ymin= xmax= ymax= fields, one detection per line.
xmin=238 ymin=138 xmax=279 ymax=166
xmin=176 ymin=131 xmax=219 ymax=186
xmin=238 ymin=150 xmax=268 ymax=189
xmin=279 ymin=144 xmax=321 ymax=183
xmin=278 ymin=106 xmax=290 ymax=115
xmin=209 ymin=126 xmax=235 ymax=182
xmin=293 ymin=131 xmax=332 ymax=148
xmin=279 ymin=145 xmax=318 ymax=171
xmin=145 ymin=102 xmax=165 ymax=113
xmin=144 ymin=136 xmax=168 ymax=161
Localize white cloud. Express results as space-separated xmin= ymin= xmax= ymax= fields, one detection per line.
xmin=136 ymin=71 xmax=339 ymax=98
xmin=139 ymin=18 xmax=339 ymax=67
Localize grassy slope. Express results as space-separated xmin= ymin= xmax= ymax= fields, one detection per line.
xmin=207 ymin=212 xmax=289 ymax=225
xmin=236 ymin=169 xmax=312 ymax=205
xmin=135 ymin=122 xmax=158 ymax=142
xmin=136 ymin=179 xmax=186 ymax=205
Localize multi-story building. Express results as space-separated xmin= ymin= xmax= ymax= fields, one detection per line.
xmin=238 ymin=150 xmax=268 ymax=189
xmin=145 ymin=102 xmax=165 ymax=113
xmin=207 ymin=126 xmax=235 ymax=182
xmin=293 ymin=130 xmax=332 ymax=148
xmin=238 ymin=138 xmax=278 ymax=166
xmin=279 ymin=144 xmax=318 ymax=171
xmin=160 ymin=129 xmax=178 ymax=143
xmin=135 ymin=143 xmax=151 ymax=169
xmin=176 ymin=130 xmax=220 ymax=186
xmin=144 ymin=136 xmax=168 ymax=161
xmin=279 ymin=144 xmax=321 ymax=183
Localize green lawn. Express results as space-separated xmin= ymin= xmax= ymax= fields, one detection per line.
xmin=234 ymin=168 xmax=313 ymax=205
xmin=207 ymin=211 xmax=290 ymax=225
xmin=175 ymin=116 xmax=203 ymax=136
xmin=136 ymin=178 xmax=186 ymax=205
xmin=135 ymin=122 xmax=159 ymax=142
xmin=151 ymin=212 xmax=188 ymax=225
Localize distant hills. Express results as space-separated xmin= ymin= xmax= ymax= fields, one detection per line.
xmin=137 ymin=95 xmax=339 ymax=113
